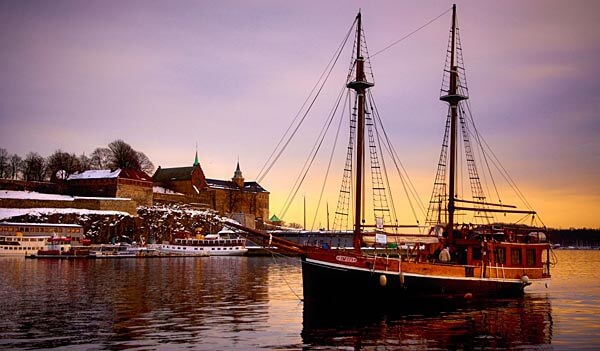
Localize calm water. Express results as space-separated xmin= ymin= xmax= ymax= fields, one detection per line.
xmin=0 ymin=250 xmax=599 ymax=350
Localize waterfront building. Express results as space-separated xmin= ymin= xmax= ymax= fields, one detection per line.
xmin=153 ymin=152 xmax=269 ymax=223
xmin=67 ymin=168 xmax=153 ymax=206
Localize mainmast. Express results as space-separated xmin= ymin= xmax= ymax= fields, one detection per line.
xmin=439 ymin=4 xmax=468 ymax=243
xmin=347 ymin=11 xmax=374 ymax=251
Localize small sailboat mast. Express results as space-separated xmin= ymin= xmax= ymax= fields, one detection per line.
xmin=439 ymin=4 xmax=468 ymax=243
xmin=347 ymin=11 xmax=375 ymax=251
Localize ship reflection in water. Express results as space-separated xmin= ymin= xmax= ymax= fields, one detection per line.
xmin=6 ymin=252 xmax=600 ymax=350
xmin=302 ymin=295 xmax=553 ymax=349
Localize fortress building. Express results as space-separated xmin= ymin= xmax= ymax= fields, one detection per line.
xmin=152 ymin=151 xmax=269 ymax=224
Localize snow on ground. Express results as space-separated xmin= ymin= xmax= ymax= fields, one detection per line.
xmin=0 ymin=208 xmax=131 ymax=221
xmin=0 ymin=190 xmax=74 ymax=201
xmin=152 ymin=186 xmax=184 ymax=195
xmin=141 ymin=204 xmax=212 ymax=218
xmin=0 ymin=190 xmax=131 ymax=201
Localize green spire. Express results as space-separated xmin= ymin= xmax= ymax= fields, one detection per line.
xmin=269 ymin=214 xmax=281 ymax=222
xmin=193 ymin=143 xmax=199 ymax=167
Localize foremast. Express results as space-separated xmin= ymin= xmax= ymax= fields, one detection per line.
xmin=347 ymin=11 xmax=374 ymax=251
xmin=439 ymin=4 xmax=468 ymax=243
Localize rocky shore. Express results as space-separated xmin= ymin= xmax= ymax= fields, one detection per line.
xmin=3 ymin=204 xmax=223 ymax=244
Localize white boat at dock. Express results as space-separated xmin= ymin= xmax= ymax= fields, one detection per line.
xmin=152 ymin=228 xmax=247 ymax=256
xmin=1 ymin=222 xmax=85 ymax=257
xmin=89 ymin=243 xmax=158 ymax=258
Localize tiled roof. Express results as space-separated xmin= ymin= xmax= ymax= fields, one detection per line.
xmin=244 ymin=181 xmax=268 ymax=193
xmin=205 ymin=179 xmax=268 ymax=193
xmin=119 ymin=169 xmax=153 ymax=181
xmin=153 ymin=166 xmax=195 ymax=182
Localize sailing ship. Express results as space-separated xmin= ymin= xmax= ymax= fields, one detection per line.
xmin=228 ymin=4 xmax=552 ymax=303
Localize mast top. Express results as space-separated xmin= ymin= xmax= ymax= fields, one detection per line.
xmin=440 ymin=3 xmax=467 ymax=104
xmin=347 ymin=11 xmax=374 ymax=91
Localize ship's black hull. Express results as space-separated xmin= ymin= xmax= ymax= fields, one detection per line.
xmin=301 ymin=256 xmax=526 ymax=307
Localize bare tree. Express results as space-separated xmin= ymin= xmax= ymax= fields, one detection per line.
xmin=78 ymin=153 xmax=91 ymax=171
xmin=22 ymin=152 xmax=47 ymax=181
xmin=136 ymin=151 xmax=155 ymax=175
xmin=89 ymin=140 xmax=154 ymax=174
xmin=90 ymin=147 xmax=112 ymax=169
xmin=9 ymin=154 xmax=22 ymax=179
xmin=108 ymin=139 xmax=140 ymax=171
xmin=47 ymin=150 xmax=81 ymax=180
xmin=0 ymin=148 xmax=8 ymax=178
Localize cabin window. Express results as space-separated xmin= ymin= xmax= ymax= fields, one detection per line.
xmin=511 ymin=248 xmax=522 ymax=265
xmin=472 ymin=247 xmax=482 ymax=261
xmin=526 ymin=249 xmax=536 ymax=266
xmin=495 ymin=248 xmax=506 ymax=264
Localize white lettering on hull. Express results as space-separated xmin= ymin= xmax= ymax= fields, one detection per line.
xmin=336 ymin=255 xmax=357 ymax=263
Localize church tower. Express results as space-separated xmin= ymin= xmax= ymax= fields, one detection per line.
xmin=232 ymin=162 xmax=244 ymax=188
xmin=193 ymin=145 xmax=200 ymax=167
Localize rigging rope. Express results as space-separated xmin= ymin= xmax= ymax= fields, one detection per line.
xmin=368 ymin=91 xmax=427 ymax=221
xmin=268 ymin=250 xmax=303 ymax=302
xmin=280 ymin=83 xmax=348 ymax=219
xmin=370 ymin=98 xmax=399 ymax=229
xmin=463 ymin=102 xmax=501 ymax=208
xmin=310 ymin=90 xmax=351 ymax=231
xmin=462 ymin=100 xmax=545 ymax=226
xmin=428 ymin=12 xmax=544 ymax=228
xmin=371 ymin=7 xmax=452 ymax=58
xmin=256 ymin=17 xmax=357 ymax=183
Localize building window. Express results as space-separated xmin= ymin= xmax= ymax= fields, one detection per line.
xmin=472 ymin=247 xmax=482 ymax=261
xmin=511 ymin=248 xmax=522 ymax=265
xmin=495 ymin=248 xmax=506 ymax=264
xmin=526 ymin=249 xmax=536 ymax=266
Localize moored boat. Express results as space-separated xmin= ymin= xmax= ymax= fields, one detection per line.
xmin=152 ymin=228 xmax=247 ymax=256
xmin=89 ymin=243 xmax=157 ymax=258
xmin=32 ymin=236 xmax=90 ymax=259
xmin=301 ymin=5 xmax=551 ymax=303
xmin=1 ymin=222 xmax=85 ymax=257
xmin=227 ymin=4 xmax=553 ymax=304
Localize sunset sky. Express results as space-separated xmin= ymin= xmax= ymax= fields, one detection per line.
xmin=1 ymin=1 xmax=599 ymax=229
